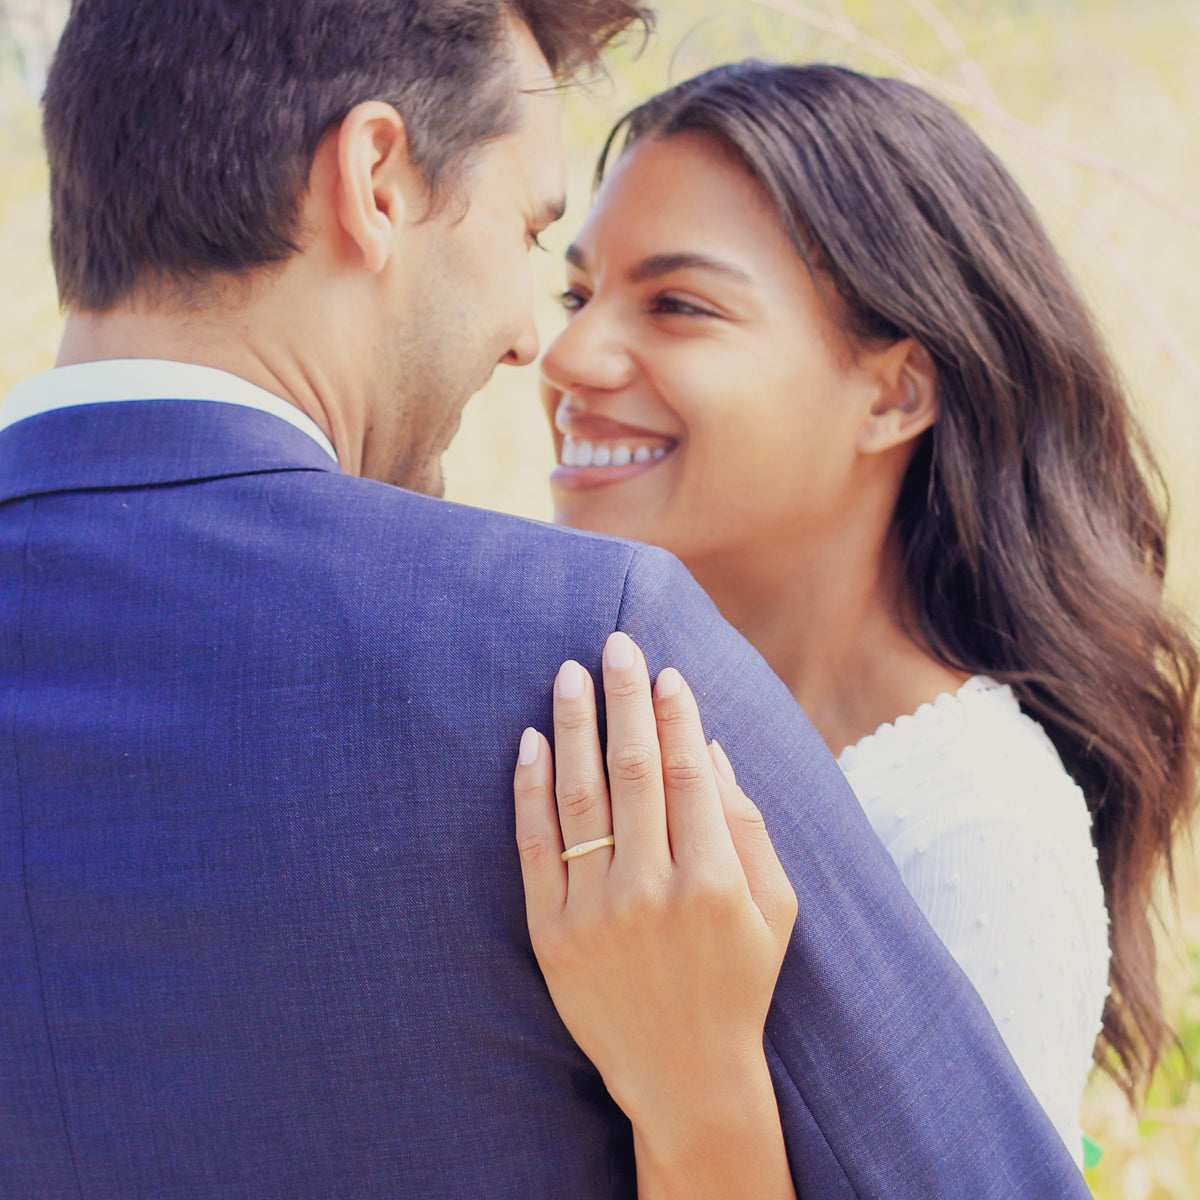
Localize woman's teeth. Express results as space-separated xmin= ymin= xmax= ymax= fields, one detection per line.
xmin=561 ymin=436 xmax=669 ymax=468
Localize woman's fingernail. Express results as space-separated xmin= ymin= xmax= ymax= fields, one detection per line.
xmin=710 ymin=739 xmax=736 ymax=785
xmin=518 ymin=727 xmax=541 ymax=766
xmin=556 ymin=660 xmax=586 ymax=700
xmin=605 ymin=631 xmax=636 ymax=671
xmin=654 ymin=667 xmax=682 ymax=700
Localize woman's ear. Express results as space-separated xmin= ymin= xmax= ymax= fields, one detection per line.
xmin=333 ymin=101 xmax=418 ymax=276
xmin=856 ymin=339 xmax=938 ymax=455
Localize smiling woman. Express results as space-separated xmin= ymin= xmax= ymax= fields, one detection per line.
xmin=542 ymin=128 xmax=915 ymax=580
xmin=523 ymin=60 xmax=1200 ymax=1184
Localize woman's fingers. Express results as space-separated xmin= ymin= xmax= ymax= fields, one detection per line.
xmin=513 ymin=727 xmax=567 ymax=922
xmin=652 ymin=667 xmax=738 ymax=870
xmin=601 ymin=633 xmax=670 ymax=868
xmin=553 ymin=659 xmax=614 ymax=875
xmin=709 ymin=740 xmax=799 ymax=946
xmin=513 ymin=643 xmax=794 ymax=1156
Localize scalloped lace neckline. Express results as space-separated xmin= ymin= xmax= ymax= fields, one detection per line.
xmin=836 ymin=674 xmax=1006 ymax=768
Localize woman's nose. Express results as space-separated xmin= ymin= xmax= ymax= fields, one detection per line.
xmin=540 ymin=306 xmax=635 ymax=394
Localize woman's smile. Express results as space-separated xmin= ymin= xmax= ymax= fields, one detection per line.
xmin=551 ymin=405 xmax=678 ymax=490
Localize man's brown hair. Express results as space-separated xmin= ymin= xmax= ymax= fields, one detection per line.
xmin=43 ymin=0 xmax=650 ymax=312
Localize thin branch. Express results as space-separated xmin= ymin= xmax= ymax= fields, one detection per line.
xmin=818 ymin=0 xmax=853 ymax=23
xmin=903 ymin=0 xmax=998 ymax=106
xmin=750 ymin=0 xmax=1200 ymax=232
xmin=1139 ymin=1106 xmax=1200 ymax=1126
xmin=1098 ymin=235 xmax=1200 ymax=405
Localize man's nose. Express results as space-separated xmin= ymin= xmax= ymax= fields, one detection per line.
xmin=503 ymin=318 xmax=541 ymax=368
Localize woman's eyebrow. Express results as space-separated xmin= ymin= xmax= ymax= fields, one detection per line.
xmin=563 ymin=245 xmax=754 ymax=287
xmin=629 ymin=252 xmax=753 ymax=285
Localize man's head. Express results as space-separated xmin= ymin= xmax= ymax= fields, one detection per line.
xmin=43 ymin=0 xmax=649 ymax=491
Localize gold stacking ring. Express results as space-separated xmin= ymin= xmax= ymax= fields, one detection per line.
xmin=560 ymin=835 xmax=615 ymax=862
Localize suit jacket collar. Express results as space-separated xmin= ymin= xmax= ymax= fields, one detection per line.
xmin=0 ymin=400 xmax=340 ymax=504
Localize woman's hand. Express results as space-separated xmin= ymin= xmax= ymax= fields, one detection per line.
xmin=513 ymin=631 xmax=798 ymax=1200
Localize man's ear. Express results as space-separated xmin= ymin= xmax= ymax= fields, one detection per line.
xmin=333 ymin=101 xmax=421 ymax=276
xmin=855 ymin=339 xmax=938 ymax=455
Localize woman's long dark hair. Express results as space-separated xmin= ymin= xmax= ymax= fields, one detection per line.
xmin=601 ymin=62 xmax=1199 ymax=1098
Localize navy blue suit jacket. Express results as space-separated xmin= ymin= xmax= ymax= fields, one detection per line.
xmin=0 ymin=399 xmax=1089 ymax=1197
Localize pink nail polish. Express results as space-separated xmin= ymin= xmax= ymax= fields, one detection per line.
xmin=518 ymin=727 xmax=541 ymax=766
xmin=605 ymin=631 xmax=636 ymax=671
xmin=557 ymin=660 xmax=586 ymax=700
xmin=710 ymin=739 xmax=736 ymax=785
xmin=654 ymin=668 xmax=682 ymax=699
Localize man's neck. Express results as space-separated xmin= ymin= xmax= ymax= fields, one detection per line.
xmin=57 ymin=299 xmax=363 ymax=475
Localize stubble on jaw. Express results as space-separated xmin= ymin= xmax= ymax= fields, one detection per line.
xmin=372 ymin=295 xmax=514 ymax=495
xmin=368 ymin=424 xmax=446 ymax=497
xmin=366 ymin=378 xmax=474 ymax=497
xmin=363 ymin=255 xmax=499 ymax=495
xmin=398 ymin=375 xmax=494 ymax=498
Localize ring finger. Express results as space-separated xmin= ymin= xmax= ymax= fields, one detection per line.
xmin=553 ymin=660 xmax=615 ymax=880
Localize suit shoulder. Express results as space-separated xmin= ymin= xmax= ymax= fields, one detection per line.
xmin=318 ymin=474 xmax=685 ymax=587
xmin=253 ymin=473 xmax=702 ymax=643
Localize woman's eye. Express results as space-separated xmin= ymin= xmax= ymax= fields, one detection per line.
xmin=556 ymin=288 xmax=588 ymax=314
xmin=650 ymin=294 xmax=715 ymax=318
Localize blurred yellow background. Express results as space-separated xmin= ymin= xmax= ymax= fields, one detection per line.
xmin=2 ymin=1 xmax=1197 ymax=1195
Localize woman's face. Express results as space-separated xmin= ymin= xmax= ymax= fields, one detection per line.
xmin=540 ymin=132 xmax=887 ymax=571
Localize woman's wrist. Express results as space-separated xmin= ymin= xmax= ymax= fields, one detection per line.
xmin=628 ymin=1050 xmax=797 ymax=1200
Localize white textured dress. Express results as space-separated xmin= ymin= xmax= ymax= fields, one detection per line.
xmin=837 ymin=676 xmax=1111 ymax=1168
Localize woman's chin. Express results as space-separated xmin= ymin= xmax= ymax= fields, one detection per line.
xmin=552 ymin=495 xmax=652 ymax=543
xmin=553 ymin=502 xmax=629 ymax=538
xmin=549 ymin=448 xmax=680 ymax=540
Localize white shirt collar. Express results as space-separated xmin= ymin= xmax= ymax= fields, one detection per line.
xmin=0 ymin=359 xmax=339 ymax=464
